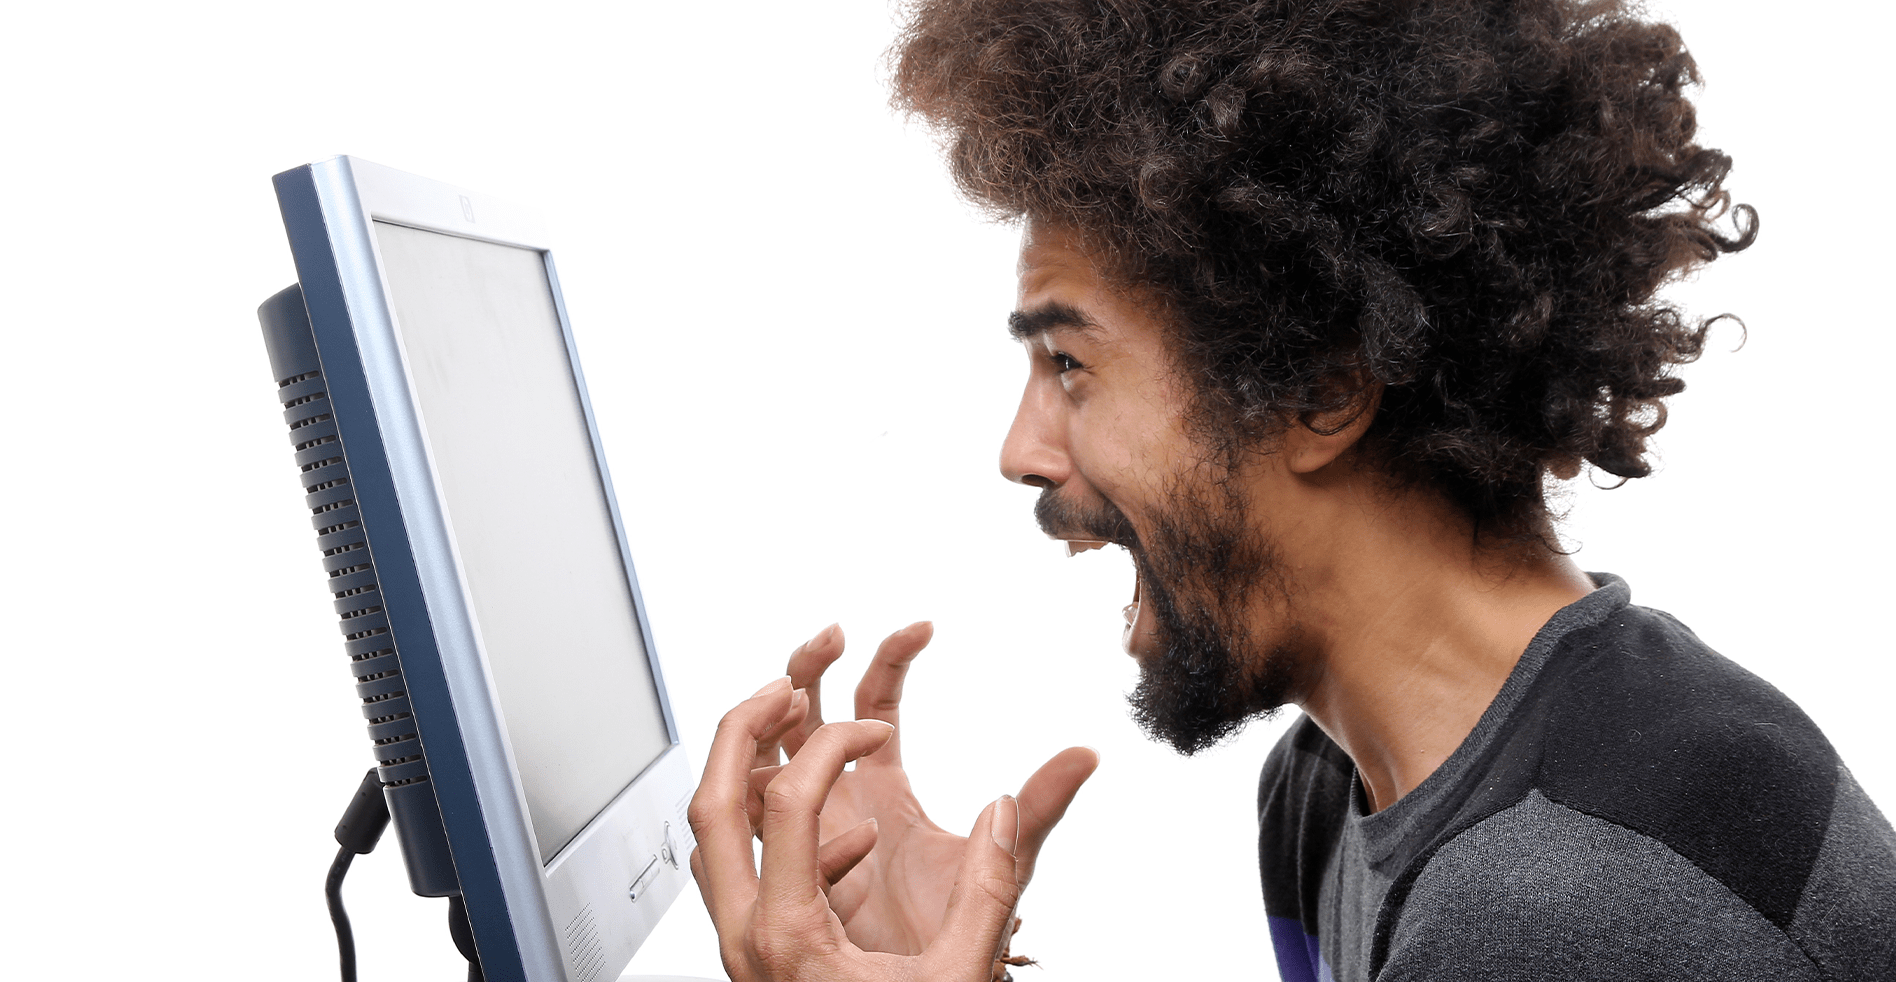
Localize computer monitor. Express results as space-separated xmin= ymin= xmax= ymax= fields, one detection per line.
xmin=258 ymin=156 xmax=695 ymax=982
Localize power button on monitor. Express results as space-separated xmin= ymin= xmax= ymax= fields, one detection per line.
xmin=661 ymin=822 xmax=680 ymax=868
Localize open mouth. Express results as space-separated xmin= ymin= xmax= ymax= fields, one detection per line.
xmin=1056 ymin=536 xmax=1149 ymax=656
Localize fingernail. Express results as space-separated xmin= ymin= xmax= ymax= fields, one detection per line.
xmin=790 ymin=688 xmax=808 ymax=710
xmin=859 ymin=718 xmax=896 ymax=733
xmin=991 ymin=795 xmax=1019 ymax=855
xmin=806 ymin=623 xmax=836 ymax=648
xmin=751 ymin=676 xmax=791 ymax=698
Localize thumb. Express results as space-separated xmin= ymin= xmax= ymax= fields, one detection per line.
xmin=924 ymin=796 xmax=1022 ymax=979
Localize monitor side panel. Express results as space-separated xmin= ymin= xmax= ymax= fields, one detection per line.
xmin=255 ymin=282 xmax=463 ymax=901
xmin=274 ymin=160 xmax=550 ymax=982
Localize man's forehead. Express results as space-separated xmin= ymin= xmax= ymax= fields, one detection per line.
xmin=1013 ymin=222 xmax=1166 ymax=351
xmin=1015 ymin=220 xmax=1092 ymax=282
xmin=1014 ymin=221 xmax=1115 ymax=340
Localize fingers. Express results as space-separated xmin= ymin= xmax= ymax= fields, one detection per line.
xmin=756 ymin=719 xmax=896 ymax=912
xmin=815 ymin=818 xmax=879 ymax=891
xmin=744 ymin=764 xmax=784 ymax=834
xmin=924 ymin=796 xmax=1022 ymax=980
xmin=751 ymin=688 xmax=809 ymax=770
xmin=783 ymin=624 xmax=845 ymax=757
xmin=852 ymin=621 xmax=933 ymax=768
xmin=1013 ymin=746 xmax=1099 ymax=887
xmin=687 ymin=677 xmax=798 ymax=931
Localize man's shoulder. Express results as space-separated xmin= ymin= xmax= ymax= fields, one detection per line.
xmin=1380 ymin=599 xmax=1896 ymax=980
xmin=1522 ymin=600 xmax=1844 ymax=926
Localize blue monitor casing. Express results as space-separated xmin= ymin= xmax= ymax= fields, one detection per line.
xmin=260 ymin=156 xmax=696 ymax=982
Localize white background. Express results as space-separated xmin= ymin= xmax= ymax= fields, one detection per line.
xmin=1 ymin=1 xmax=1888 ymax=979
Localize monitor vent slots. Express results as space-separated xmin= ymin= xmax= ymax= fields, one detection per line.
xmin=563 ymin=905 xmax=606 ymax=982
xmin=274 ymin=365 xmax=430 ymax=792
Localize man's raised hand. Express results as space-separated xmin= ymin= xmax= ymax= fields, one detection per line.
xmin=687 ymin=624 xmax=1098 ymax=981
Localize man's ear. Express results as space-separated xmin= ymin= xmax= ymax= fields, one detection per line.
xmin=1284 ymin=379 xmax=1383 ymax=475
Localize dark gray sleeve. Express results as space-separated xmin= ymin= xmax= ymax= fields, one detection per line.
xmin=1379 ymin=791 xmax=1821 ymax=982
xmin=1787 ymin=769 xmax=1896 ymax=981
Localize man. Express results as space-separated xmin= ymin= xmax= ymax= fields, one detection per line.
xmin=687 ymin=1 xmax=1896 ymax=980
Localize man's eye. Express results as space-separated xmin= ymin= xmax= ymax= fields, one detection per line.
xmin=1052 ymin=351 xmax=1082 ymax=373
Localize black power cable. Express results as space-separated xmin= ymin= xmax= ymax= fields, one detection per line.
xmin=326 ymin=846 xmax=362 ymax=981
xmin=327 ymin=769 xmax=392 ymax=982
xmin=324 ymin=768 xmax=485 ymax=981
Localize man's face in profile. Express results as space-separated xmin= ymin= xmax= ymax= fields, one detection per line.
xmin=1002 ymin=223 xmax=1302 ymax=754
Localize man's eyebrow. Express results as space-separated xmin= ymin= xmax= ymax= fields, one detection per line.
xmin=1007 ymin=302 xmax=1096 ymax=341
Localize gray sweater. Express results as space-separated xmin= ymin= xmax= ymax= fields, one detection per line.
xmin=1258 ymin=575 xmax=1896 ymax=981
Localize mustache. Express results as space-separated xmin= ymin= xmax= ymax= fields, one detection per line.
xmin=1034 ymin=486 xmax=1140 ymax=549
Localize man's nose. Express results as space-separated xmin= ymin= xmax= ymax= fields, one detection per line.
xmin=999 ymin=382 xmax=1069 ymax=488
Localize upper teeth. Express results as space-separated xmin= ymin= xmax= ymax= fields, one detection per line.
xmin=1063 ymin=539 xmax=1108 ymax=557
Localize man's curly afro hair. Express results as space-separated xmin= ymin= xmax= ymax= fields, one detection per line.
xmin=892 ymin=0 xmax=1756 ymax=537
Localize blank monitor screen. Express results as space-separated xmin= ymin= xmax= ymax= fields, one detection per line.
xmin=372 ymin=220 xmax=670 ymax=863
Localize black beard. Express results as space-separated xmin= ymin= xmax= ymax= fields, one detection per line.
xmin=1034 ymin=483 xmax=1299 ymax=755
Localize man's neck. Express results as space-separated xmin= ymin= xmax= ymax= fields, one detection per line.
xmin=1272 ymin=472 xmax=1594 ymax=813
